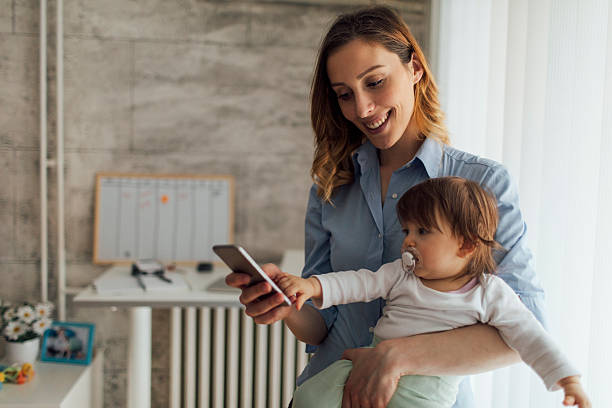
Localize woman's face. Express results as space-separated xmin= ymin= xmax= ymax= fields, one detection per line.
xmin=326 ymin=39 xmax=423 ymax=150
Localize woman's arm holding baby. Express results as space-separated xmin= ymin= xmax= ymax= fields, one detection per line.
xmin=341 ymin=324 xmax=520 ymax=408
xmin=343 ymin=277 xmax=592 ymax=408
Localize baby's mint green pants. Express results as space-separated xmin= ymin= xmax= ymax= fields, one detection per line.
xmin=293 ymin=340 xmax=462 ymax=408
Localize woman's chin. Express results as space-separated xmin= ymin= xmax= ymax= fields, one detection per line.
xmin=368 ymin=134 xmax=399 ymax=151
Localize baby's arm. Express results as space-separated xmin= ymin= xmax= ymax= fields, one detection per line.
xmin=276 ymin=274 xmax=322 ymax=311
xmin=281 ymin=261 xmax=403 ymax=311
xmin=484 ymin=277 xmax=590 ymax=405
xmin=558 ymin=376 xmax=591 ymax=408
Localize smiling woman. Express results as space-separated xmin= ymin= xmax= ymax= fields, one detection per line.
xmin=225 ymin=5 xmax=559 ymax=408
xmin=327 ymin=40 xmax=421 ymax=152
xmin=310 ymin=7 xmax=448 ymax=204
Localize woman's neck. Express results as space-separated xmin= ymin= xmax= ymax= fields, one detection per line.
xmin=378 ymin=124 xmax=424 ymax=172
xmin=379 ymin=138 xmax=423 ymax=174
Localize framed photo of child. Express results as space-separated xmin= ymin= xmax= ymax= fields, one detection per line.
xmin=40 ymin=321 xmax=95 ymax=365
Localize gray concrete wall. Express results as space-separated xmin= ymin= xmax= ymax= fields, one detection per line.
xmin=0 ymin=1 xmax=430 ymax=406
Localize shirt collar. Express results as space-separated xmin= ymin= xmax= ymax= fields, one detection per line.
xmin=412 ymin=137 xmax=443 ymax=178
xmin=353 ymin=141 xmax=378 ymax=176
xmin=352 ymin=137 xmax=443 ymax=177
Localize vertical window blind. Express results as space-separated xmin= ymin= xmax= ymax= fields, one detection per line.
xmin=434 ymin=0 xmax=611 ymax=406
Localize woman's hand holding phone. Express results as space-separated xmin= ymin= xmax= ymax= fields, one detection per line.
xmin=225 ymin=263 xmax=296 ymax=325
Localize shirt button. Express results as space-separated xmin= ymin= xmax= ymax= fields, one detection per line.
xmin=378 ymin=233 xmax=382 ymax=238
xmin=391 ymin=193 xmax=398 ymax=199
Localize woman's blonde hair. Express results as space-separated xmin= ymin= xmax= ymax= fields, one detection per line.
xmin=396 ymin=177 xmax=503 ymax=279
xmin=310 ymin=6 xmax=449 ymax=203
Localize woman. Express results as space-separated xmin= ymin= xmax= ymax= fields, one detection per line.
xmin=226 ymin=6 xmax=546 ymax=408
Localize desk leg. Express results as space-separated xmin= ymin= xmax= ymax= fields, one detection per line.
xmin=128 ymin=307 xmax=152 ymax=408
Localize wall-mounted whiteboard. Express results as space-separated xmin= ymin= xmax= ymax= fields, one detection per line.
xmin=93 ymin=173 xmax=234 ymax=264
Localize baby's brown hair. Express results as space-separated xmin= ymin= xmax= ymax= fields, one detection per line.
xmin=396 ymin=177 xmax=502 ymax=279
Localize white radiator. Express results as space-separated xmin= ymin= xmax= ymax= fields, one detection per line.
xmin=169 ymin=306 xmax=309 ymax=408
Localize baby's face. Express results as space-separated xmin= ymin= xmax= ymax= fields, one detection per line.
xmin=400 ymin=220 xmax=468 ymax=282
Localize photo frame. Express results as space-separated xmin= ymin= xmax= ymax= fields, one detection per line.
xmin=40 ymin=321 xmax=95 ymax=365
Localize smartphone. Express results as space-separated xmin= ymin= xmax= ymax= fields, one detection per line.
xmin=212 ymin=244 xmax=292 ymax=306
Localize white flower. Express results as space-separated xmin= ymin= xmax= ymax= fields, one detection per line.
xmin=32 ymin=318 xmax=52 ymax=335
xmin=4 ymin=321 xmax=26 ymax=341
xmin=3 ymin=309 xmax=15 ymax=322
xmin=35 ymin=303 xmax=53 ymax=319
xmin=17 ymin=306 xmax=36 ymax=324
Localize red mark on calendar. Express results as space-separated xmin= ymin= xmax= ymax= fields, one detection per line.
xmin=161 ymin=195 xmax=169 ymax=204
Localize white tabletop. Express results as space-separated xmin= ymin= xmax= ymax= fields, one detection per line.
xmin=0 ymin=353 xmax=101 ymax=407
xmin=73 ymin=265 xmax=242 ymax=308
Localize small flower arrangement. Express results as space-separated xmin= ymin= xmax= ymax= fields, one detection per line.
xmin=0 ymin=301 xmax=54 ymax=343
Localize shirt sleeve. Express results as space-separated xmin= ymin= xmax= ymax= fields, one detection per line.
xmin=313 ymin=261 xmax=403 ymax=309
xmin=482 ymin=277 xmax=579 ymax=390
xmin=481 ymin=164 xmax=548 ymax=328
xmin=302 ymin=184 xmax=337 ymax=352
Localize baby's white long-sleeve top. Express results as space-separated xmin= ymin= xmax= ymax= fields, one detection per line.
xmin=312 ymin=259 xmax=579 ymax=391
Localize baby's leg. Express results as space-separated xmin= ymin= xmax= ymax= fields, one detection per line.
xmin=293 ymin=359 xmax=460 ymax=408
xmin=292 ymin=359 xmax=353 ymax=408
xmin=387 ymin=374 xmax=461 ymax=408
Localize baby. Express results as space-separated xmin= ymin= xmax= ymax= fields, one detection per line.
xmin=278 ymin=176 xmax=590 ymax=408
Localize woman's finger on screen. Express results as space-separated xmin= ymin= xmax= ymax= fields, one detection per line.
xmin=225 ymin=272 xmax=250 ymax=288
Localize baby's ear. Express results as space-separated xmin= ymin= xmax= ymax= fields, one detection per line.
xmin=458 ymin=239 xmax=477 ymax=258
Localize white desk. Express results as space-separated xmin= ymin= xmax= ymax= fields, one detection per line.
xmin=74 ymin=265 xmax=241 ymax=308
xmin=74 ymin=265 xmax=241 ymax=408
xmin=0 ymin=352 xmax=103 ymax=408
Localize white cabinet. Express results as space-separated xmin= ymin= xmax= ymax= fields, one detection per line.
xmin=0 ymin=351 xmax=103 ymax=408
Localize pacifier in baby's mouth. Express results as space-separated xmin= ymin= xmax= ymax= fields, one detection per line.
xmin=401 ymin=248 xmax=420 ymax=273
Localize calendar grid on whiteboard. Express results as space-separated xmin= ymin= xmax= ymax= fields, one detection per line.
xmin=93 ymin=173 xmax=234 ymax=264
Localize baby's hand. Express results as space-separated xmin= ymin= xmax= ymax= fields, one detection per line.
xmin=558 ymin=376 xmax=591 ymax=408
xmin=275 ymin=274 xmax=321 ymax=311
